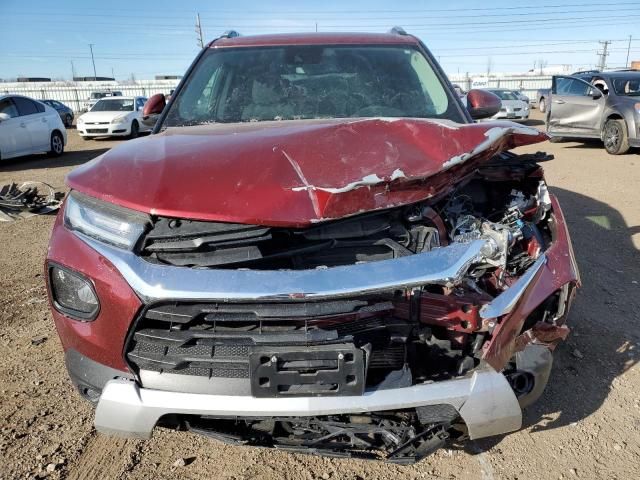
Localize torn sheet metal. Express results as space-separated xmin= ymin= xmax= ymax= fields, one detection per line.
xmin=0 ymin=182 xmax=63 ymax=221
xmin=67 ymin=118 xmax=547 ymax=227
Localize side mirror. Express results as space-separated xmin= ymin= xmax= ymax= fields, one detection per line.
xmin=0 ymin=112 xmax=10 ymax=123
xmin=466 ymin=89 xmax=502 ymax=120
xmin=591 ymin=88 xmax=603 ymax=99
xmin=141 ymin=93 xmax=166 ymax=128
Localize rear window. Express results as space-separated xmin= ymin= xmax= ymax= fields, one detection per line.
xmin=164 ymin=45 xmax=461 ymax=126
xmin=611 ymin=77 xmax=640 ymax=96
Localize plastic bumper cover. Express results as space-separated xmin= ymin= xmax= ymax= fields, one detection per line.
xmin=94 ymin=367 xmax=522 ymax=441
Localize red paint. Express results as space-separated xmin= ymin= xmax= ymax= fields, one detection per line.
xmin=45 ymin=212 xmax=141 ymax=372
xmin=67 ymin=119 xmax=547 ymax=226
xmin=482 ymin=194 xmax=580 ymax=370
xmin=211 ymin=32 xmax=421 ymax=49
xmin=466 ymin=89 xmax=502 ymax=119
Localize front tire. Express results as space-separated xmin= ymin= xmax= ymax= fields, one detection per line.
xmin=65 ymin=114 xmax=73 ymax=127
xmin=538 ymin=98 xmax=546 ymax=113
xmin=129 ymin=120 xmax=139 ymax=139
xmin=603 ymin=119 xmax=630 ymax=155
xmin=49 ymin=131 xmax=64 ymax=156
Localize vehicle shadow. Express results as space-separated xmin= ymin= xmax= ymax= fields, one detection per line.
xmin=464 ymin=185 xmax=639 ymax=454
xmin=520 ymin=118 xmax=545 ymax=127
xmin=0 ymin=147 xmax=110 ymax=173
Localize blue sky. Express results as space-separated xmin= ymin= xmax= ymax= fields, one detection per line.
xmin=1 ymin=0 xmax=639 ymax=80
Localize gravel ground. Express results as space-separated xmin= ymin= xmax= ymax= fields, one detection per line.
xmin=1 ymin=112 xmax=639 ymax=479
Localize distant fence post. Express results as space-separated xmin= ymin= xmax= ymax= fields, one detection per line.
xmin=73 ymin=88 xmax=80 ymax=113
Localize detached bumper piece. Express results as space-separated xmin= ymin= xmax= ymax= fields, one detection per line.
xmin=185 ymin=405 xmax=457 ymax=464
xmin=95 ymin=368 xmax=522 ymax=463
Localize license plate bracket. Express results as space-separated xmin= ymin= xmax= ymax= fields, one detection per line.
xmin=249 ymin=344 xmax=365 ymax=397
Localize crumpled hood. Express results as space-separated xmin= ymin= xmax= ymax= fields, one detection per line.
xmin=66 ymin=118 xmax=547 ymax=227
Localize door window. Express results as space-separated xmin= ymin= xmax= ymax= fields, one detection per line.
xmin=12 ymin=97 xmax=39 ymax=116
xmin=555 ymin=77 xmax=591 ymax=96
xmin=0 ymin=98 xmax=19 ymax=118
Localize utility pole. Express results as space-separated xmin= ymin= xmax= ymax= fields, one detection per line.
xmin=597 ymin=40 xmax=611 ymax=71
xmin=195 ymin=13 xmax=204 ymax=48
xmin=626 ymin=35 xmax=632 ymax=67
xmin=88 ymin=44 xmax=97 ymax=79
xmin=111 ymin=67 xmax=115 ymax=80
xmin=537 ymin=58 xmax=548 ymax=75
xmin=315 ymin=22 xmax=318 ymax=32
xmin=70 ymin=60 xmax=76 ymax=80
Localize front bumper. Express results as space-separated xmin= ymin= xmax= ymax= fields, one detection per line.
xmin=494 ymin=112 xmax=529 ymax=121
xmin=46 ymin=195 xmax=578 ymax=446
xmin=95 ymin=367 xmax=522 ymax=440
xmin=78 ymin=123 xmax=130 ymax=137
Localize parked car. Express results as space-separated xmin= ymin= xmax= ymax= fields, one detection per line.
xmin=546 ymin=71 xmax=640 ymax=154
xmin=0 ymin=94 xmax=66 ymax=160
xmin=513 ymin=90 xmax=530 ymax=104
xmin=84 ymin=90 xmax=123 ymax=112
xmin=535 ymin=88 xmax=551 ymax=113
xmin=451 ymin=83 xmax=466 ymax=97
xmin=46 ymin=31 xmax=579 ymax=463
xmin=484 ymin=88 xmax=530 ymax=121
xmin=42 ymin=99 xmax=74 ymax=127
xmin=77 ymin=96 xmax=150 ymax=139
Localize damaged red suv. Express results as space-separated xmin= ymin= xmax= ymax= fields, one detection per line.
xmin=46 ymin=30 xmax=579 ymax=463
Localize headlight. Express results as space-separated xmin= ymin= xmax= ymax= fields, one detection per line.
xmin=635 ymin=103 xmax=640 ymax=114
xmin=64 ymin=191 xmax=149 ymax=250
xmin=111 ymin=114 xmax=128 ymax=124
xmin=77 ymin=117 xmax=84 ymax=124
xmin=49 ymin=264 xmax=99 ymax=320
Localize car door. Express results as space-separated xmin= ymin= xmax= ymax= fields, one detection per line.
xmin=0 ymin=97 xmax=31 ymax=158
xmin=547 ymin=76 xmax=605 ymax=137
xmin=135 ymin=97 xmax=149 ymax=129
xmin=12 ymin=97 xmax=50 ymax=152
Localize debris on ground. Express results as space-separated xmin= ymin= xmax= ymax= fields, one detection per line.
xmin=0 ymin=182 xmax=64 ymax=221
xmin=31 ymin=335 xmax=48 ymax=346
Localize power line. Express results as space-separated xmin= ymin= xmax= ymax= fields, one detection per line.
xmin=5 ymin=1 xmax=639 ymax=16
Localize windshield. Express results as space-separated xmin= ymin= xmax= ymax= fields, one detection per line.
xmin=490 ymin=90 xmax=519 ymax=101
xmin=612 ymin=77 xmax=640 ymax=96
xmin=91 ymin=99 xmax=134 ymax=112
xmin=163 ymin=45 xmax=461 ymax=127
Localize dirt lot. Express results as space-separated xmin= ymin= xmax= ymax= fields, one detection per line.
xmin=1 ymin=111 xmax=639 ymax=480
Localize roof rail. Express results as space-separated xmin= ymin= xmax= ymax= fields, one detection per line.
xmin=570 ymin=69 xmax=600 ymax=75
xmin=221 ymin=30 xmax=241 ymax=38
xmin=388 ymin=26 xmax=408 ymax=35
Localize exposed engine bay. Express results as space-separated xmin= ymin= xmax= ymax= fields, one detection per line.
xmin=125 ymin=152 xmax=572 ymax=462
xmin=140 ymin=151 xmax=551 ymax=274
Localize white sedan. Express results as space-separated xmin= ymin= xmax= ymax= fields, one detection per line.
xmin=484 ymin=89 xmax=530 ymax=121
xmin=0 ymin=94 xmax=67 ymax=161
xmin=77 ymin=96 xmax=150 ymax=139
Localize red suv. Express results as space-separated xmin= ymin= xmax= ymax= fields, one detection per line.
xmin=46 ymin=30 xmax=579 ymax=463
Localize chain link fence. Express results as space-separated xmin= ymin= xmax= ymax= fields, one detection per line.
xmin=448 ymin=75 xmax=553 ymax=102
xmin=1 ymin=75 xmax=553 ymax=113
xmin=0 ymin=82 xmax=179 ymax=113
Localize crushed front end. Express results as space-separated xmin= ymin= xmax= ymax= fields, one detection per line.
xmin=46 ymin=121 xmax=579 ymax=464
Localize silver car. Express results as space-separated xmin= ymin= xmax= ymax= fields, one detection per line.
xmin=484 ymin=89 xmax=530 ymax=121
xmin=546 ymin=71 xmax=640 ymax=155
